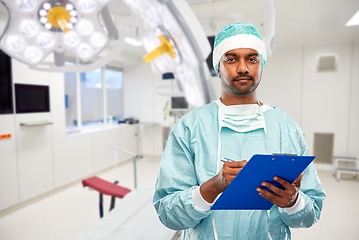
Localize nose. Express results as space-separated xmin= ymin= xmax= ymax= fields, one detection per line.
xmin=237 ymin=59 xmax=249 ymax=74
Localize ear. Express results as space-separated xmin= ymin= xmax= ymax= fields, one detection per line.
xmin=217 ymin=65 xmax=221 ymax=79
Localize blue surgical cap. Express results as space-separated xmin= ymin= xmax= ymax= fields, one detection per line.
xmin=213 ymin=23 xmax=267 ymax=75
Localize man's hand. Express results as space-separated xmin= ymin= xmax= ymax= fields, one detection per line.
xmin=256 ymin=173 xmax=303 ymax=208
xmin=216 ymin=160 xmax=248 ymax=192
xmin=200 ymin=160 xmax=247 ymax=203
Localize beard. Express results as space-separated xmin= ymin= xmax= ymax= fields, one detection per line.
xmin=221 ymin=73 xmax=261 ymax=96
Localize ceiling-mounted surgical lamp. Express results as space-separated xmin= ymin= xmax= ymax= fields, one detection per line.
xmin=0 ymin=0 xmax=127 ymax=72
xmin=262 ymin=0 xmax=275 ymax=56
xmin=123 ymin=0 xmax=215 ymax=108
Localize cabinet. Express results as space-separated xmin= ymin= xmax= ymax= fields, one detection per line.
xmin=15 ymin=113 xmax=53 ymax=202
xmin=0 ymin=115 xmax=19 ymax=211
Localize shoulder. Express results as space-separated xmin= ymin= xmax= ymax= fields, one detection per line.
xmin=172 ymin=102 xmax=218 ymax=135
xmin=265 ymin=106 xmax=300 ymax=129
xmin=183 ymin=102 xmax=218 ymax=121
xmin=266 ymin=106 xmax=307 ymax=152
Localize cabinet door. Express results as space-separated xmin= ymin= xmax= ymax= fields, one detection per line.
xmin=121 ymin=125 xmax=138 ymax=162
xmin=16 ymin=113 xmax=53 ymax=202
xmin=93 ymin=128 xmax=122 ymax=172
xmin=0 ymin=115 xmax=19 ymax=211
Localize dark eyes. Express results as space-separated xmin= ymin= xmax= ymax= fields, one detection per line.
xmin=225 ymin=57 xmax=258 ymax=63
xmin=248 ymin=57 xmax=258 ymax=63
xmin=225 ymin=58 xmax=236 ymax=63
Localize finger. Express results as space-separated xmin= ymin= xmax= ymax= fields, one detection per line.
xmin=223 ymin=168 xmax=242 ymax=176
xmin=256 ymin=187 xmax=284 ymax=206
xmin=261 ymin=182 xmax=285 ymax=196
xmin=273 ymin=176 xmax=294 ymax=190
xmin=224 ymin=160 xmax=247 ymax=168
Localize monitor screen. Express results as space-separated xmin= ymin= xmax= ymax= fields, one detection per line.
xmin=171 ymin=97 xmax=188 ymax=110
xmin=15 ymin=84 xmax=50 ymax=113
xmin=0 ymin=50 xmax=13 ymax=114
xmin=206 ymin=36 xmax=216 ymax=77
xmin=162 ymin=72 xmax=175 ymax=80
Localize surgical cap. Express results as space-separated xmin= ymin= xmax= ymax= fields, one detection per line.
xmin=213 ymin=23 xmax=267 ymax=75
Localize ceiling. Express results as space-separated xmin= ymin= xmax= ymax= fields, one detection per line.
xmin=0 ymin=0 xmax=358 ymax=60
xmin=106 ymin=0 xmax=359 ymax=46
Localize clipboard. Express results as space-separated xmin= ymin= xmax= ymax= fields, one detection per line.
xmin=211 ymin=154 xmax=315 ymax=210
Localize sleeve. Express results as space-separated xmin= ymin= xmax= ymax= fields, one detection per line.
xmin=278 ymin=121 xmax=326 ymax=228
xmin=283 ymin=193 xmax=305 ymax=215
xmin=153 ymin=125 xmax=211 ymax=230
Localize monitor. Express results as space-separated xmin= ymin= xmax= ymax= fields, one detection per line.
xmin=15 ymin=84 xmax=50 ymax=113
xmin=0 ymin=50 xmax=13 ymax=114
xmin=170 ymin=97 xmax=189 ymax=111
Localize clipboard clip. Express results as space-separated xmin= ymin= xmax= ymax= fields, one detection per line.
xmin=272 ymin=153 xmax=297 ymax=156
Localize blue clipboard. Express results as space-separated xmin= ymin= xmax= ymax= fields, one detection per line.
xmin=211 ymin=154 xmax=315 ymax=210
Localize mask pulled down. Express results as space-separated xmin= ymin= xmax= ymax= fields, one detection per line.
xmin=219 ymin=104 xmax=266 ymax=133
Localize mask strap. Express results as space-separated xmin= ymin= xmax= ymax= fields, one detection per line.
xmin=212 ymin=213 xmax=219 ymax=240
xmin=265 ymin=130 xmax=269 ymax=154
xmin=267 ymin=210 xmax=273 ymax=239
xmin=216 ymin=108 xmax=222 ymax=174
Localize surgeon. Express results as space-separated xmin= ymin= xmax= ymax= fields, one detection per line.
xmin=153 ymin=23 xmax=326 ymax=240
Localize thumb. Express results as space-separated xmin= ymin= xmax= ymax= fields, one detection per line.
xmin=293 ymin=173 xmax=303 ymax=188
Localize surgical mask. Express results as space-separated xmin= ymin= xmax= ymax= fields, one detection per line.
xmin=218 ymin=103 xmax=266 ymax=134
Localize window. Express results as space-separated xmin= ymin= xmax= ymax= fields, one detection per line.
xmin=64 ymin=63 xmax=124 ymax=132
xmin=105 ymin=67 xmax=124 ymax=123
xmin=80 ymin=69 xmax=104 ymax=127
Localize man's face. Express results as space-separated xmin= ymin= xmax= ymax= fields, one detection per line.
xmin=218 ymin=48 xmax=262 ymax=96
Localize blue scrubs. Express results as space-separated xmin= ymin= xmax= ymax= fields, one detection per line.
xmin=153 ymin=102 xmax=326 ymax=239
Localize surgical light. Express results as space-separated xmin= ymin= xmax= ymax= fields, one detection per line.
xmin=16 ymin=0 xmax=37 ymax=11
xmin=45 ymin=23 xmax=52 ymax=30
xmin=90 ymin=32 xmax=107 ymax=48
xmin=40 ymin=17 xmax=47 ymax=24
xmin=43 ymin=2 xmax=51 ymax=10
xmin=70 ymin=10 xmax=77 ymax=16
xmin=78 ymin=0 xmax=96 ymax=13
xmin=123 ymin=0 xmax=213 ymax=108
xmin=24 ymin=47 xmax=42 ymax=63
xmin=20 ymin=20 xmax=40 ymax=37
xmin=37 ymin=32 xmax=55 ymax=48
xmin=66 ymin=3 xmax=74 ymax=11
xmin=77 ymin=43 xmax=93 ymax=59
xmin=0 ymin=0 xmax=118 ymax=72
xmin=63 ymin=31 xmax=81 ymax=47
xmin=6 ymin=35 xmax=26 ymax=52
xmin=77 ymin=20 xmax=94 ymax=36
xmin=39 ymin=9 xmax=47 ymax=16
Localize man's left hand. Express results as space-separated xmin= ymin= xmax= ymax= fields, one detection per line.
xmin=256 ymin=173 xmax=303 ymax=208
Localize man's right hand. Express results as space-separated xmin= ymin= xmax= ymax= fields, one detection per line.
xmin=200 ymin=160 xmax=247 ymax=203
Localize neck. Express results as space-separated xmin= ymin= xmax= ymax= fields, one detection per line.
xmin=220 ymin=91 xmax=259 ymax=106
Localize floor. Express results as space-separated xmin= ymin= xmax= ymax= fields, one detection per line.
xmin=0 ymin=157 xmax=358 ymax=240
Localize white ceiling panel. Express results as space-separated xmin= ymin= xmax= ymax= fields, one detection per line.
xmin=0 ymin=0 xmax=358 ymax=57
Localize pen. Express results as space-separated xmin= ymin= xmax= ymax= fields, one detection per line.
xmin=221 ymin=158 xmax=235 ymax=163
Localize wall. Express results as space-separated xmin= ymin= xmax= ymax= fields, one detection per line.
xmin=348 ymin=42 xmax=359 ymax=159
xmin=258 ymin=41 xmax=359 ymax=158
xmin=0 ymin=59 xmax=137 ymax=211
xmin=123 ymin=61 xmax=168 ymax=156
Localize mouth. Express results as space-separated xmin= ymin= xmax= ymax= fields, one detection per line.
xmin=234 ymin=77 xmax=252 ymax=82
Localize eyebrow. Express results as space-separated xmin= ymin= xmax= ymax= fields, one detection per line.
xmin=248 ymin=53 xmax=259 ymax=57
xmin=224 ymin=53 xmax=237 ymax=57
xmin=224 ymin=52 xmax=259 ymax=57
